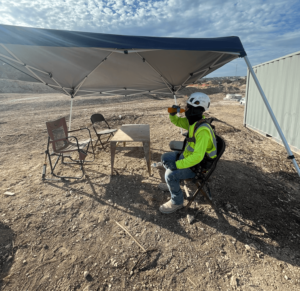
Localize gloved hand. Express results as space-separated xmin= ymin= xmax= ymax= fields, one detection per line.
xmin=170 ymin=105 xmax=180 ymax=116
xmin=163 ymin=161 xmax=177 ymax=171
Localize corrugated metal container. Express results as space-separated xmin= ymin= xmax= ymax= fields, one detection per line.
xmin=244 ymin=51 xmax=300 ymax=154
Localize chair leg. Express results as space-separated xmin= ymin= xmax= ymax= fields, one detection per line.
xmin=185 ymin=182 xmax=214 ymax=209
xmin=200 ymin=189 xmax=213 ymax=207
xmin=110 ymin=141 xmax=117 ymax=175
xmin=94 ymin=137 xmax=100 ymax=148
xmin=106 ymin=133 xmax=113 ymax=142
xmin=99 ymin=136 xmax=105 ymax=149
xmin=46 ymin=152 xmax=84 ymax=180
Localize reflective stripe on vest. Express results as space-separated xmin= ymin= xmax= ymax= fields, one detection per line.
xmin=184 ymin=123 xmax=217 ymax=158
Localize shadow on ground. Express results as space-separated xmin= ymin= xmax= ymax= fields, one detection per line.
xmin=44 ymin=156 xmax=300 ymax=269
xmin=0 ymin=221 xmax=16 ymax=288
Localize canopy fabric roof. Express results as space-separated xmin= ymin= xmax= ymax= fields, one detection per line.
xmin=0 ymin=24 xmax=246 ymax=97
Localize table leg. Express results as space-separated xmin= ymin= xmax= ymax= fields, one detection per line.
xmin=143 ymin=141 xmax=151 ymax=175
xmin=111 ymin=141 xmax=117 ymax=175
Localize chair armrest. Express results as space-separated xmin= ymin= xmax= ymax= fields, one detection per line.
xmin=49 ymin=136 xmax=78 ymax=143
xmin=68 ymin=127 xmax=93 ymax=140
xmin=68 ymin=128 xmax=85 ymax=133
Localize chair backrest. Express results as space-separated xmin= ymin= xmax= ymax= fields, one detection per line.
xmin=90 ymin=113 xmax=110 ymax=129
xmin=91 ymin=113 xmax=106 ymax=123
xmin=46 ymin=117 xmax=68 ymax=152
xmin=215 ymin=135 xmax=226 ymax=160
xmin=205 ymin=135 xmax=226 ymax=179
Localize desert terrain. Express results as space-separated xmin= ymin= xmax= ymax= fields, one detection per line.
xmin=1 ymin=79 xmax=300 ymax=290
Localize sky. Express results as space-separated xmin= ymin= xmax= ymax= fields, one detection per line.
xmin=1 ymin=0 xmax=300 ymax=77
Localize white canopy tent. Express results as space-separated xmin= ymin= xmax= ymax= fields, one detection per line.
xmin=0 ymin=24 xmax=299 ymax=176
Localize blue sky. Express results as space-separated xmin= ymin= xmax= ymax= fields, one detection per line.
xmin=1 ymin=0 xmax=299 ymax=77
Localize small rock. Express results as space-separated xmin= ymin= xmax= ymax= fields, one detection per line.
xmin=256 ymin=253 xmax=261 ymax=258
xmin=124 ymin=221 xmax=128 ymax=226
xmin=249 ymin=243 xmax=257 ymax=250
xmin=65 ymin=192 xmax=71 ymax=197
xmin=108 ymin=199 xmax=112 ymax=203
xmin=84 ymin=271 xmax=90 ymax=279
xmin=226 ymin=203 xmax=231 ymax=209
xmin=44 ymin=244 xmax=49 ymax=249
xmin=284 ymin=275 xmax=289 ymax=280
xmin=187 ymin=214 xmax=194 ymax=224
xmin=230 ymin=276 xmax=237 ymax=287
xmin=245 ymin=244 xmax=251 ymax=250
xmin=130 ymin=271 xmax=133 ymax=275
xmin=4 ymin=191 xmax=15 ymax=196
xmin=6 ymin=256 xmax=13 ymax=262
xmin=23 ymin=260 xmax=27 ymax=264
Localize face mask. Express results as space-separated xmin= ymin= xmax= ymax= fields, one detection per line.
xmin=185 ymin=106 xmax=204 ymax=125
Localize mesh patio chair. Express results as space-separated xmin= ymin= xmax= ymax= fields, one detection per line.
xmin=90 ymin=114 xmax=117 ymax=148
xmin=43 ymin=117 xmax=95 ymax=181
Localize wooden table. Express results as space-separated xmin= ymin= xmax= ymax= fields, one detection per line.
xmin=110 ymin=124 xmax=151 ymax=175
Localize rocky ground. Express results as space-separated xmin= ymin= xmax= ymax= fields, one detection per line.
xmin=0 ymin=83 xmax=300 ymax=291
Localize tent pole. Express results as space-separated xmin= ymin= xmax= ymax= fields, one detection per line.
xmin=173 ymin=93 xmax=177 ymax=105
xmin=69 ymin=97 xmax=74 ymax=132
xmin=244 ymin=56 xmax=300 ymax=177
xmin=173 ymin=92 xmax=183 ymax=134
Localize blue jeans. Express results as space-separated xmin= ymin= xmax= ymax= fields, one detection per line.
xmin=161 ymin=151 xmax=196 ymax=205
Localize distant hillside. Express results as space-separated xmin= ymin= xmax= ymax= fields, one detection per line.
xmin=0 ymin=79 xmax=56 ymax=94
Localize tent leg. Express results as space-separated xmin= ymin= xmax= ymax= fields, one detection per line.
xmin=244 ymin=56 xmax=300 ymax=177
xmin=173 ymin=93 xmax=177 ymax=105
xmin=69 ymin=97 xmax=74 ymax=132
xmin=173 ymin=93 xmax=183 ymax=134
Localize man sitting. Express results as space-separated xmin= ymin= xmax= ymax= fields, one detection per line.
xmin=159 ymin=92 xmax=217 ymax=214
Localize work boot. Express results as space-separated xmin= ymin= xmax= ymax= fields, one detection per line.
xmin=158 ymin=183 xmax=169 ymax=192
xmin=159 ymin=200 xmax=183 ymax=214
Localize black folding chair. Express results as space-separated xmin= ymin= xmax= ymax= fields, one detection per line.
xmin=184 ymin=135 xmax=226 ymax=209
xmin=90 ymin=114 xmax=117 ymax=148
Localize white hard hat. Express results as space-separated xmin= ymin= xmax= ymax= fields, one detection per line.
xmin=187 ymin=92 xmax=210 ymax=111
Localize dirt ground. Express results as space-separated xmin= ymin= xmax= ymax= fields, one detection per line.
xmin=1 ymin=84 xmax=300 ymax=291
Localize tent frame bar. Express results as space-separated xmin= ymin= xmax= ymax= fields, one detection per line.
xmin=136 ymin=52 xmax=174 ymax=94
xmin=74 ymin=88 xmax=170 ymax=98
xmin=51 ymin=76 xmax=71 ymax=96
xmin=0 ymin=51 xmax=48 ymax=75
xmin=0 ymin=44 xmax=71 ymax=96
xmin=176 ymin=53 xmax=227 ymax=91
xmin=210 ymin=51 xmax=240 ymax=56
xmin=244 ymin=55 xmax=300 ymax=177
xmin=0 ymin=44 xmax=47 ymax=85
xmin=73 ymin=52 xmax=113 ymax=97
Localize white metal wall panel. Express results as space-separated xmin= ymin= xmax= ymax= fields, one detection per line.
xmin=245 ymin=51 xmax=300 ymax=153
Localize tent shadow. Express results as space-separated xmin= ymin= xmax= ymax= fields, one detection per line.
xmin=45 ymin=157 xmax=300 ymax=268
xmin=0 ymin=221 xmax=16 ymax=288
xmin=46 ymin=172 xmax=194 ymax=243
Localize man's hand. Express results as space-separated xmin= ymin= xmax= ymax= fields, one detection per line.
xmin=170 ymin=105 xmax=180 ymax=116
xmin=163 ymin=161 xmax=177 ymax=171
